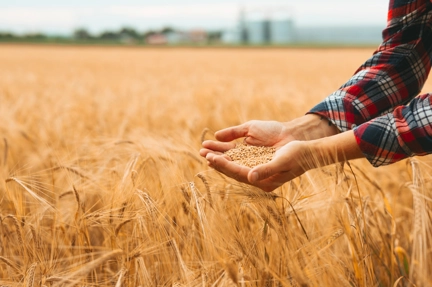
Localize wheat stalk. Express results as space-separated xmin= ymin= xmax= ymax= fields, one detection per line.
xmin=3 ymin=137 xmax=8 ymax=166
xmin=197 ymin=173 xmax=213 ymax=208
xmin=5 ymin=177 xmax=54 ymax=209
xmin=0 ymin=256 xmax=22 ymax=274
xmin=115 ymin=219 xmax=132 ymax=236
xmin=200 ymin=128 xmax=209 ymax=143
xmin=225 ymin=260 xmax=238 ymax=286
xmin=53 ymin=249 xmax=123 ymax=287
xmin=24 ymin=262 xmax=37 ymax=287
xmin=408 ymin=159 xmax=430 ymax=285
xmin=3 ymin=215 xmax=24 ymax=247
xmin=114 ymin=268 xmax=127 ymax=287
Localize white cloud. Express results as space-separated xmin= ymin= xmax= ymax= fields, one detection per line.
xmin=293 ymin=2 xmax=388 ymax=26
xmin=106 ymin=3 xmax=238 ymax=19
xmin=0 ymin=2 xmax=388 ymax=34
xmin=106 ymin=2 xmax=387 ymax=26
xmin=0 ymin=7 xmax=78 ymax=31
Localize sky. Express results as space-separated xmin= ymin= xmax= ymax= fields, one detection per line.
xmin=0 ymin=0 xmax=389 ymax=35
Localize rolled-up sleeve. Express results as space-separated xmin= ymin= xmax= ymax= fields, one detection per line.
xmin=307 ymin=0 xmax=432 ymax=166
xmin=353 ymin=94 xmax=432 ymax=166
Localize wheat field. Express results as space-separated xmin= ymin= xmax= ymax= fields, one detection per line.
xmin=0 ymin=44 xmax=431 ymax=286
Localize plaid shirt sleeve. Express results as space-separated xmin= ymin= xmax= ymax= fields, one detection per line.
xmin=308 ymin=0 xmax=432 ymax=167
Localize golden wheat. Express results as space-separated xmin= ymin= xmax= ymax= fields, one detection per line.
xmin=0 ymin=44 xmax=431 ymax=286
xmin=225 ymin=143 xmax=276 ymax=168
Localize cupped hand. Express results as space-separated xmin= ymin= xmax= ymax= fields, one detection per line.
xmin=200 ymin=120 xmax=292 ymax=159
xmin=199 ymin=115 xmax=343 ymax=192
xmin=204 ymin=141 xmax=311 ymax=192
xmin=199 ymin=115 xmax=339 ymax=158
xmin=200 ymin=129 xmax=363 ymax=192
xmin=215 ymin=120 xmax=293 ymax=147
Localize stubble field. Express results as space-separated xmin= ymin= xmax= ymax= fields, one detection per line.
xmin=0 ymin=44 xmax=431 ymax=286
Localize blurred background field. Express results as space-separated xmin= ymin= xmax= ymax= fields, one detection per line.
xmin=0 ymin=1 xmax=386 ymax=47
xmin=1 ymin=44 xmax=432 ymax=286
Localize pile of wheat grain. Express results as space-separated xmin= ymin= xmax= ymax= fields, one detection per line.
xmin=224 ymin=143 xmax=276 ymax=168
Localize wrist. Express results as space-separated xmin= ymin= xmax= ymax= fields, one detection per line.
xmin=306 ymin=130 xmax=364 ymax=167
xmin=283 ymin=114 xmax=339 ymax=141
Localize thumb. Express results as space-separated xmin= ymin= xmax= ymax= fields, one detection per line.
xmin=215 ymin=123 xmax=249 ymax=142
xmin=248 ymin=162 xmax=279 ymax=183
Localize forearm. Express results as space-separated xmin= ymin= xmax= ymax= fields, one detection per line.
xmin=282 ymin=114 xmax=340 ymax=141
xmin=305 ymin=92 xmax=432 ymax=169
xmin=306 ymin=130 xmax=364 ymax=168
xmin=309 ymin=6 xmax=432 ymax=132
xmin=354 ymin=93 xmax=432 ymax=167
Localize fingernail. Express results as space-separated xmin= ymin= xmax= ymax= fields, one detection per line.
xmin=250 ymin=171 xmax=259 ymax=183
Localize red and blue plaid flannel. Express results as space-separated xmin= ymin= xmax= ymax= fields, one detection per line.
xmin=308 ymin=0 xmax=432 ymax=167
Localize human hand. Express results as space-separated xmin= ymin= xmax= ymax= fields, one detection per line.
xmin=200 ymin=120 xmax=291 ymax=159
xmin=204 ymin=140 xmax=310 ymax=192
xmin=199 ymin=115 xmax=348 ymax=192
xmin=200 ymin=114 xmax=339 ymax=171
xmin=202 ymin=130 xmax=363 ymax=192
xmin=200 ymin=114 xmax=339 ymax=158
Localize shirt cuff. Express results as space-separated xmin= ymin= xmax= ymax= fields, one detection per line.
xmin=353 ymin=94 xmax=432 ymax=167
xmin=353 ymin=114 xmax=410 ymax=167
xmin=307 ymin=91 xmax=361 ymax=132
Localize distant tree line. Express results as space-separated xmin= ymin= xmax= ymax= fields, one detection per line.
xmin=72 ymin=26 xmax=169 ymax=41
xmin=0 ymin=26 xmax=222 ymax=44
xmin=0 ymin=32 xmax=49 ymax=40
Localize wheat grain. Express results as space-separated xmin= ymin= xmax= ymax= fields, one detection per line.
xmin=200 ymin=128 xmax=210 ymax=143
xmin=327 ymin=228 xmax=344 ymax=245
xmin=25 ymin=262 xmax=37 ymax=287
xmin=197 ymin=173 xmax=213 ymax=207
xmin=224 ymin=143 xmax=276 ymax=168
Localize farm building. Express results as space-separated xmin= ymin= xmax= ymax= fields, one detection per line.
xmin=147 ymin=30 xmax=208 ymax=45
xmin=222 ymin=6 xmax=382 ymax=45
xmin=222 ymin=6 xmax=295 ymax=45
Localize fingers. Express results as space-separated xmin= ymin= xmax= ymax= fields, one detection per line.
xmin=251 ymin=175 xmax=287 ymax=192
xmin=201 ymin=132 xmax=309 ymax=192
xmin=199 ymin=148 xmax=225 ymax=158
xmin=204 ymin=152 xmax=298 ymax=193
xmin=247 ymin=165 xmax=299 ymax=192
xmin=214 ymin=123 xmax=250 ymax=142
xmin=205 ymin=153 xmax=251 ymax=184
xmin=248 ymin=162 xmax=279 ymax=183
xmin=247 ymin=149 xmax=297 ymax=183
xmin=202 ymin=140 xmax=236 ymax=153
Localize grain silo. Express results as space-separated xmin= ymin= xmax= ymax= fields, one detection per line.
xmin=221 ymin=29 xmax=242 ymax=44
xmin=223 ymin=5 xmax=295 ymax=45
xmin=270 ymin=19 xmax=295 ymax=44
xmin=246 ymin=21 xmax=266 ymax=45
